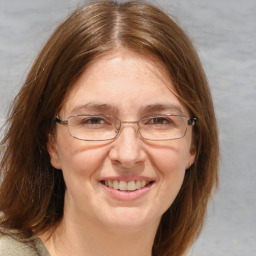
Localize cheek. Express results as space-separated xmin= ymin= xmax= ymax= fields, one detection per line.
xmin=155 ymin=149 xmax=187 ymax=188
xmin=148 ymin=143 xmax=189 ymax=203
xmin=149 ymin=141 xmax=190 ymax=175
xmin=56 ymin=134 xmax=109 ymax=179
xmin=57 ymin=141 xmax=110 ymax=205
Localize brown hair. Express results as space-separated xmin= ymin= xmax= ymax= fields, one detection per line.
xmin=0 ymin=1 xmax=219 ymax=255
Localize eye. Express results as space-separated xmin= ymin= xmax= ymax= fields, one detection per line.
xmin=145 ymin=117 xmax=172 ymax=125
xmin=72 ymin=115 xmax=113 ymax=128
xmin=82 ymin=117 xmax=106 ymax=125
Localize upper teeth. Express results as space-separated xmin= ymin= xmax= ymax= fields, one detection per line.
xmin=104 ymin=180 xmax=150 ymax=191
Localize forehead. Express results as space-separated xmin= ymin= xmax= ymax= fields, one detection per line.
xmin=61 ymin=50 xmax=188 ymax=117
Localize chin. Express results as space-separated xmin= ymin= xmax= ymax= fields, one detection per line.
xmin=99 ymin=207 xmax=161 ymax=234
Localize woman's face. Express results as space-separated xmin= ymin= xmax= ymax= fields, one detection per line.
xmin=48 ymin=49 xmax=196 ymax=234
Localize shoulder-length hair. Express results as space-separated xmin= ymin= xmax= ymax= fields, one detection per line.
xmin=0 ymin=1 xmax=219 ymax=255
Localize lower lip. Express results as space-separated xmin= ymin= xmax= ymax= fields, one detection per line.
xmin=101 ymin=182 xmax=153 ymax=201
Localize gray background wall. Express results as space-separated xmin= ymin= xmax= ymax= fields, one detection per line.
xmin=0 ymin=0 xmax=255 ymax=255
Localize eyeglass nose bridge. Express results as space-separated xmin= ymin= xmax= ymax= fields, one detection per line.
xmin=114 ymin=119 xmax=142 ymax=138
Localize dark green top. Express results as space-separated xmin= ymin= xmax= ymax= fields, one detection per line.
xmin=0 ymin=233 xmax=50 ymax=256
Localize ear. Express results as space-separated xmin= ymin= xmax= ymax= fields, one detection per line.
xmin=186 ymin=143 xmax=196 ymax=169
xmin=47 ymin=135 xmax=62 ymax=169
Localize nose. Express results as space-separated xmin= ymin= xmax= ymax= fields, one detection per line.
xmin=108 ymin=125 xmax=147 ymax=169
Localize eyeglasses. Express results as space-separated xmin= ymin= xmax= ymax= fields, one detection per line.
xmin=55 ymin=114 xmax=197 ymax=141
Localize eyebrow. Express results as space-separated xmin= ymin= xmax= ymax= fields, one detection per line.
xmin=71 ymin=103 xmax=118 ymax=115
xmin=142 ymin=104 xmax=184 ymax=115
xmin=70 ymin=103 xmax=184 ymax=116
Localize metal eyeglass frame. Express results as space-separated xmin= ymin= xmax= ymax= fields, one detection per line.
xmin=54 ymin=114 xmax=197 ymax=141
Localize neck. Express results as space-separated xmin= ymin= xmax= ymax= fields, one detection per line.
xmin=40 ymin=213 xmax=158 ymax=256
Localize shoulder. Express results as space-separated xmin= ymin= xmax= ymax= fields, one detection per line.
xmin=0 ymin=232 xmax=50 ymax=256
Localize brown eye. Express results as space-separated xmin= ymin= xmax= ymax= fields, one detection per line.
xmin=145 ymin=117 xmax=171 ymax=125
xmin=151 ymin=117 xmax=169 ymax=124
xmin=70 ymin=116 xmax=112 ymax=128
xmin=82 ymin=117 xmax=106 ymax=125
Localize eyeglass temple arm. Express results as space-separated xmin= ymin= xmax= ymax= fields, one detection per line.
xmin=55 ymin=116 xmax=68 ymax=125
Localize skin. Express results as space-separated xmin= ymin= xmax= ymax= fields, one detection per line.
xmin=44 ymin=49 xmax=196 ymax=256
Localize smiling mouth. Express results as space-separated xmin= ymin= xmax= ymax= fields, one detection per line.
xmin=101 ymin=180 xmax=154 ymax=191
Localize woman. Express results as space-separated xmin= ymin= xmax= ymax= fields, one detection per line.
xmin=0 ymin=0 xmax=219 ymax=255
